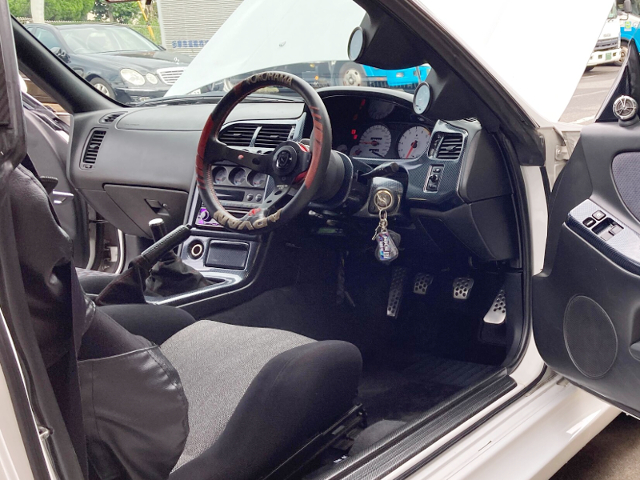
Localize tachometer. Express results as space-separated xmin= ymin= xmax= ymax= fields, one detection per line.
xmin=397 ymin=126 xmax=431 ymax=160
xmin=368 ymin=100 xmax=395 ymax=120
xmin=350 ymin=124 xmax=392 ymax=158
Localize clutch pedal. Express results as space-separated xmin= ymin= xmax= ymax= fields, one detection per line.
xmin=453 ymin=277 xmax=474 ymax=300
xmin=483 ymin=288 xmax=507 ymax=325
xmin=387 ymin=266 xmax=408 ymax=319
xmin=413 ymin=272 xmax=434 ymax=295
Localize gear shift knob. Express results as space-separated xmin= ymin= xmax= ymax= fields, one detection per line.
xmin=149 ymin=218 xmax=168 ymax=242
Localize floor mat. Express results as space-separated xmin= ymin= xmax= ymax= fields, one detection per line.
xmin=205 ymin=283 xmax=502 ymax=423
xmin=358 ymin=351 xmax=499 ymax=424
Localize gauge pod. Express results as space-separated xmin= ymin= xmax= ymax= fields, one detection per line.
xmin=348 ymin=27 xmax=366 ymax=62
xmin=413 ymin=82 xmax=432 ymax=115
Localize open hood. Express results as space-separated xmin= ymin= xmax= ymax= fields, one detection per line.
xmin=415 ymin=0 xmax=614 ymax=122
xmin=167 ymin=0 xmax=365 ymax=97
xmin=171 ymin=0 xmax=613 ymax=123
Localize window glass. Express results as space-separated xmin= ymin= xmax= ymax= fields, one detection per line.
xmin=36 ymin=29 xmax=62 ymax=50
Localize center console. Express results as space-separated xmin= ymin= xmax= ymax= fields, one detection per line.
xmin=176 ymin=162 xmax=270 ymax=287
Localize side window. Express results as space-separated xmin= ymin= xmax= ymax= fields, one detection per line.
xmin=35 ymin=29 xmax=62 ymax=51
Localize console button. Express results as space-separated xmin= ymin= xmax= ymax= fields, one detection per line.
xmin=593 ymin=210 xmax=606 ymax=221
xmin=583 ymin=217 xmax=596 ymax=228
xmin=246 ymin=194 xmax=254 ymax=202
xmin=256 ymin=194 xmax=263 ymax=202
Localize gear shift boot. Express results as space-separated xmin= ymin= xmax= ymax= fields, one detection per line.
xmin=145 ymin=218 xmax=212 ymax=296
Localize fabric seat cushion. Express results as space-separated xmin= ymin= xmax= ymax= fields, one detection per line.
xmin=161 ymin=321 xmax=315 ymax=469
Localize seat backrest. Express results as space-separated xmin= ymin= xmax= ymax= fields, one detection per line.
xmin=6 ymin=164 xmax=188 ymax=479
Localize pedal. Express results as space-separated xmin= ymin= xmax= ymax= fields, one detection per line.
xmin=484 ymin=288 xmax=507 ymax=325
xmin=453 ymin=277 xmax=474 ymax=300
xmin=387 ymin=266 xmax=408 ymax=318
xmin=413 ymin=273 xmax=434 ymax=295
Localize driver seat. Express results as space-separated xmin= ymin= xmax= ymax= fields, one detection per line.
xmin=7 ymin=163 xmax=362 ymax=480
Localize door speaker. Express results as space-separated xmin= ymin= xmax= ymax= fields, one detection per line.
xmin=563 ymin=295 xmax=618 ymax=379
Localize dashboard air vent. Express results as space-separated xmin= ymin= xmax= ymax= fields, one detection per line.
xmin=434 ymin=132 xmax=463 ymax=160
xmin=100 ymin=112 xmax=125 ymax=124
xmin=254 ymin=124 xmax=294 ymax=148
xmin=82 ymin=130 xmax=107 ymax=169
xmin=219 ymin=124 xmax=258 ymax=146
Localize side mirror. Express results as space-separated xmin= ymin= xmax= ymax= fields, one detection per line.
xmin=625 ymin=0 xmax=633 ymax=14
xmin=51 ymin=47 xmax=70 ymax=62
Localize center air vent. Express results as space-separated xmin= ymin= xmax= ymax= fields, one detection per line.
xmin=81 ymin=130 xmax=107 ymax=169
xmin=100 ymin=112 xmax=125 ymax=124
xmin=254 ymin=124 xmax=294 ymax=148
xmin=219 ymin=124 xmax=258 ymax=146
xmin=430 ymin=132 xmax=463 ymax=160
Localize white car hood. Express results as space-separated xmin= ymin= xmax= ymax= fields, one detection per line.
xmin=167 ymin=0 xmax=365 ymax=97
xmin=170 ymin=0 xmax=613 ymax=123
xmin=416 ymin=0 xmax=614 ymax=122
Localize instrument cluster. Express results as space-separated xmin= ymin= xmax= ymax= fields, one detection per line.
xmin=328 ymin=97 xmax=433 ymax=161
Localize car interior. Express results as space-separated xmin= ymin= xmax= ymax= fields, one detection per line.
xmin=4 ymin=0 xmax=544 ymax=479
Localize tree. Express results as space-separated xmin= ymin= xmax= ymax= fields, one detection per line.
xmin=45 ymin=0 xmax=95 ymax=21
xmin=8 ymin=0 xmax=31 ymax=17
xmin=92 ymin=0 xmax=140 ymax=23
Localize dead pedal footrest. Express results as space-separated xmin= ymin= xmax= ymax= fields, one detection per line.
xmin=387 ymin=266 xmax=409 ymax=318
xmin=484 ymin=288 xmax=507 ymax=325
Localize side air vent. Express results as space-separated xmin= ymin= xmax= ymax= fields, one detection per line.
xmin=219 ymin=124 xmax=258 ymax=146
xmin=81 ymin=130 xmax=107 ymax=169
xmin=433 ymin=132 xmax=463 ymax=160
xmin=254 ymin=124 xmax=294 ymax=148
xmin=99 ymin=112 xmax=125 ymax=124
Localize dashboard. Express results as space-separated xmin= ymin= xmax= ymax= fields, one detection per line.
xmin=67 ymin=87 xmax=517 ymax=262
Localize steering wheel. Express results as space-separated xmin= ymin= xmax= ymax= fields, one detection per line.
xmin=196 ymin=72 xmax=332 ymax=233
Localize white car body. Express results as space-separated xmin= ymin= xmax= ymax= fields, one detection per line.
xmin=0 ymin=0 xmax=628 ymax=479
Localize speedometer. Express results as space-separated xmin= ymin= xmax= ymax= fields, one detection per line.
xmin=350 ymin=125 xmax=392 ymax=158
xmin=397 ymin=126 xmax=431 ymax=160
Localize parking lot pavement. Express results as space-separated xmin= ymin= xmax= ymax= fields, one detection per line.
xmin=560 ymin=65 xmax=620 ymax=124
xmin=551 ymin=414 xmax=640 ymax=480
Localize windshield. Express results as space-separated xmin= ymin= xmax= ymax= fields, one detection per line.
xmin=12 ymin=0 xmax=427 ymax=106
xmin=60 ymin=26 xmax=160 ymax=54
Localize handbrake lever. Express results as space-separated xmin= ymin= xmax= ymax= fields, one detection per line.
xmin=139 ymin=224 xmax=192 ymax=270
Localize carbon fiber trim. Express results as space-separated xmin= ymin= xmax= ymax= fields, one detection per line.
xmin=403 ymin=120 xmax=474 ymax=208
xmin=567 ymin=199 xmax=640 ymax=276
xmin=311 ymin=372 xmax=514 ymax=480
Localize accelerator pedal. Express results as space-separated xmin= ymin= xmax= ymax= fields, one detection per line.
xmin=483 ymin=288 xmax=507 ymax=325
xmin=387 ymin=266 xmax=409 ymax=319
xmin=453 ymin=277 xmax=474 ymax=301
xmin=413 ymin=273 xmax=434 ymax=295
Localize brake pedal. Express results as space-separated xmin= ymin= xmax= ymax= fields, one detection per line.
xmin=387 ymin=266 xmax=408 ymax=319
xmin=484 ymin=288 xmax=507 ymax=325
xmin=453 ymin=277 xmax=474 ymax=300
xmin=413 ymin=273 xmax=434 ymax=295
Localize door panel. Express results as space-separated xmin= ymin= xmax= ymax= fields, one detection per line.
xmin=534 ymin=119 xmax=640 ymax=416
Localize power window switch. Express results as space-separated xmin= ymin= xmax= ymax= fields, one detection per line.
xmin=593 ymin=210 xmax=606 ymax=221
xmin=583 ymin=217 xmax=596 ymax=228
xmin=610 ymin=224 xmax=623 ymax=236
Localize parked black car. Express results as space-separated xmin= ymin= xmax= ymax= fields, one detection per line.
xmin=25 ymin=23 xmax=193 ymax=104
